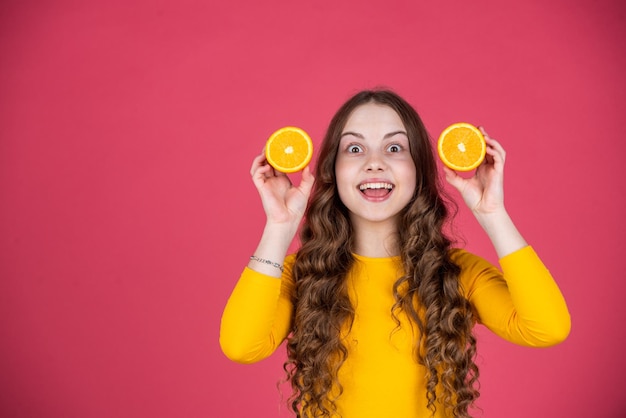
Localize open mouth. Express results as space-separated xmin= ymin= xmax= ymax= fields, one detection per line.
xmin=358 ymin=182 xmax=394 ymax=198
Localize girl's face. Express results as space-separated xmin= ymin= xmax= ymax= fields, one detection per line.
xmin=335 ymin=103 xmax=417 ymax=230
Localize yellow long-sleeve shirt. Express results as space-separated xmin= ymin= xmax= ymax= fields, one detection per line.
xmin=220 ymin=246 xmax=570 ymax=417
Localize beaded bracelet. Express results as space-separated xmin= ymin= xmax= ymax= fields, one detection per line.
xmin=250 ymin=255 xmax=284 ymax=272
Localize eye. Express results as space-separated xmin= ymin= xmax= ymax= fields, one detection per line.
xmin=387 ymin=144 xmax=402 ymax=153
xmin=347 ymin=144 xmax=363 ymax=153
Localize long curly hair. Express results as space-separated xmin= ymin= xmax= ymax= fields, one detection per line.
xmin=284 ymin=89 xmax=479 ymax=417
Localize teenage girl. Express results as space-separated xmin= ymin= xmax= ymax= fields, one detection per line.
xmin=220 ymin=89 xmax=570 ymax=418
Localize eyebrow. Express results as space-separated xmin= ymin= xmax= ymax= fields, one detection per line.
xmin=340 ymin=130 xmax=408 ymax=139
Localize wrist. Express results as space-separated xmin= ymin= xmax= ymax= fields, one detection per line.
xmin=473 ymin=206 xmax=509 ymax=228
xmin=474 ymin=207 xmax=528 ymax=258
xmin=249 ymin=255 xmax=284 ymax=272
xmin=256 ymin=222 xmax=299 ymax=258
xmin=264 ymin=220 xmax=300 ymax=238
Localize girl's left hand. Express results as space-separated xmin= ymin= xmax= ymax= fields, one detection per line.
xmin=443 ymin=127 xmax=506 ymax=215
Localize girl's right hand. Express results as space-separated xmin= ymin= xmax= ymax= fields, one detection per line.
xmin=250 ymin=150 xmax=315 ymax=227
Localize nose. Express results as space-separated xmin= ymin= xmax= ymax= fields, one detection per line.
xmin=365 ymin=151 xmax=386 ymax=172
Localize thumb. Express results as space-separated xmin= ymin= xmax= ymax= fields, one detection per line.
xmin=442 ymin=166 xmax=463 ymax=191
xmin=299 ymin=165 xmax=316 ymax=197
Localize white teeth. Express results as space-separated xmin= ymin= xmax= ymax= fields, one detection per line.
xmin=359 ymin=182 xmax=393 ymax=191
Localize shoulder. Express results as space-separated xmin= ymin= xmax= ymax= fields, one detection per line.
xmin=448 ymin=248 xmax=503 ymax=297
xmin=451 ymin=246 xmax=540 ymax=273
xmin=448 ymin=247 xmax=495 ymax=271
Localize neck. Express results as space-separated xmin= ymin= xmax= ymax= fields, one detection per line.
xmin=351 ymin=219 xmax=401 ymax=258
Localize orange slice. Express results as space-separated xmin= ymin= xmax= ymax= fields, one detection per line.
xmin=437 ymin=123 xmax=486 ymax=171
xmin=265 ymin=126 xmax=313 ymax=173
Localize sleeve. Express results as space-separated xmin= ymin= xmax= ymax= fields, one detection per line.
xmin=454 ymin=246 xmax=571 ymax=347
xmin=219 ymin=256 xmax=296 ymax=364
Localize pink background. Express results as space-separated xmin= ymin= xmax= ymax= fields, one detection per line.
xmin=1 ymin=0 xmax=625 ymax=417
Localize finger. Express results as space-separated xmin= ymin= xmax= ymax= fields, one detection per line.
xmin=250 ymin=151 xmax=268 ymax=176
xmin=270 ymin=165 xmax=289 ymax=178
xmin=258 ymin=145 xmax=291 ymax=179
xmin=250 ymin=156 xmax=272 ymax=177
xmin=482 ymin=150 xmax=495 ymax=166
xmin=485 ymin=136 xmax=506 ymax=155
xmin=480 ymin=128 xmax=505 ymax=156
xmin=251 ymin=152 xmax=289 ymax=181
xmin=251 ymin=164 xmax=273 ymax=188
xmin=442 ymin=166 xmax=464 ymax=191
xmin=299 ymin=166 xmax=316 ymax=196
xmin=478 ymin=125 xmax=491 ymax=140
xmin=485 ymin=139 xmax=506 ymax=166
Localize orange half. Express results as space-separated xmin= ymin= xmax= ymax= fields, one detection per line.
xmin=437 ymin=123 xmax=486 ymax=171
xmin=265 ymin=126 xmax=313 ymax=173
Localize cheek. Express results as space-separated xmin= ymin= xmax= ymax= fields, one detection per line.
xmin=334 ymin=166 xmax=348 ymax=193
xmin=334 ymin=160 xmax=354 ymax=201
xmin=334 ymin=157 xmax=349 ymax=183
xmin=402 ymin=161 xmax=418 ymax=191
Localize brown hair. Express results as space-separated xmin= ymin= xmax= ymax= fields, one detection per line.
xmin=284 ymin=89 xmax=479 ymax=417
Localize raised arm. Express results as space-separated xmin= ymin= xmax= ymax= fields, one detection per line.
xmin=443 ymin=127 xmax=526 ymax=258
xmin=444 ymin=127 xmax=570 ymax=345
xmin=219 ymin=150 xmax=314 ymax=363
xmin=247 ymin=150 xmax=315 ymax=276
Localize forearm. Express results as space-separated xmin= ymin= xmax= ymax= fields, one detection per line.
xmin=248 ymin=221 xmax=299 ymax=277
xmin=221 ymin=224 xmax=298 ymax=362
xmin=474 ymin=207 xmax=528 ymax=258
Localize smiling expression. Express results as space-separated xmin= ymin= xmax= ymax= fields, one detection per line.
xmin=335 ymin=103 xmax=417 ymax=230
